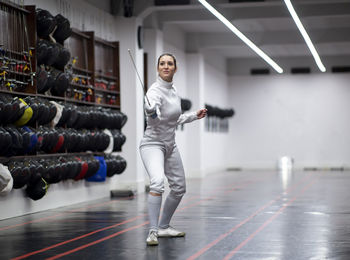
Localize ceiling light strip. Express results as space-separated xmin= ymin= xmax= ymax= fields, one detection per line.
xmin=198 ymin=0 xmax=283 ymax=74
xmin=284 ymin=0 xmax=326 ymax=72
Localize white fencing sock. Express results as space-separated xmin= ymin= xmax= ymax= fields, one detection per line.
xmin=148 ymin=194 xmax=162 ymax=231
xmin=159 ymin=192 xmax=182 ymax=229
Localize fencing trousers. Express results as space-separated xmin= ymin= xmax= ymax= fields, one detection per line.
xmin=140 ymin=143 xmax=186 ymax=230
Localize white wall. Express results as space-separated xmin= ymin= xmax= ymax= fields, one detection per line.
xmin=202 ymin=52 xmax=230 ymax=174
xmin=162 ymin=24 xmax=188 ymax=101
xmin=144 ymin=28 xmax=163 ymax=86
xmin=185 ymin=54 xmax=205 ymax=178
xmin=228 ymin=73 xmax=350 ymax=169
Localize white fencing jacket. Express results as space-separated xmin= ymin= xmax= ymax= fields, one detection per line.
xmin=140 ymin=76 xmax=198 ymax=148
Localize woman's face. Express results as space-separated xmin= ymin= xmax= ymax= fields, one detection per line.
xmin=158 ymin=55 xmax=177 ymax=82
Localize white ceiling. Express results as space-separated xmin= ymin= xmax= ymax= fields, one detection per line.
xmin=87 ymin=0 xmax=350 ymax=74
xmin=141 ymin=0 xmax=350 ymax=73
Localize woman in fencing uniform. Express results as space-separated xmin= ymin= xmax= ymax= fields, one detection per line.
xmin=140 ymin=53 xmax=207 ymax=246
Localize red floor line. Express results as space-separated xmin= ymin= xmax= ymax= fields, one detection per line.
xmin=44 ymin=184 xmax=266 ymax=260
xmin=0 ymin=178 xmax=248 ymax=232
xmin=178 ymin=183 xmax=253 ymax=212
xmin=10 ymin=215 xmax=146 ymax=260
xmin=11 ymin=190 xmax=232 ymax=260
xmin=10 ymin=173 xmax=277 ymax=259
xmin=2 ymin=176 xmax=255 ymax=232
xmin=43 ymin=194 xmax=237 ymax=260
xmin=186 ymin=198 xmax=278 ymax=260
xmin=0 ymin=196 xmax=137 ymax=232
xmin=1 ymin=170 xmax=272 ymax=232
xmin=223 ymin=179 xmax=317 ymax=260
xmin=186 ymin=173 xmax=313 ymax=260
xmin=46 ymin=175 xmax=299 ymax=260
xmin=45 ymin=221 xmax=149 ymax=260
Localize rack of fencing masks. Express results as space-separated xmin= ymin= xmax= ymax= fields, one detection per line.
xmin=36 ymin=9 xmax=121 ymax=107
xmin=205 ymin=104 xmax=235 ymax=132
xmin=0 ymin=94 xmax=128 ymax=200
xmin=35 ymin=8 xmax=72 ymax=97
xmin=0 ymin=3 xmax=126 ymax=201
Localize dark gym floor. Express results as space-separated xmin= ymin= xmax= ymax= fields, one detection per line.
xmin=1 ymin=169 xmax=350 ymax=260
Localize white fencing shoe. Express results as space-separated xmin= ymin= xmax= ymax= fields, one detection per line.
xmin=146 ymin=230 xmax=159 ymax=246
xmin=157 ymin=226 xmax=185 ymax=237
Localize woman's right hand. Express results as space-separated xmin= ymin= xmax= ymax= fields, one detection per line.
xmin=145 ymin=102 xmax=156 ymax=115
xmin=144 ymin=98 xmax=158 ymax=118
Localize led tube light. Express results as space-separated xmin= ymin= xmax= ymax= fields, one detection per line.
xmin=198 ymin=0 xmax=283 ymax=74
xmin=284 ymin=0 xmax=326 ymax=72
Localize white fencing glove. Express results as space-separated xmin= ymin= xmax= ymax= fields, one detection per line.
xmin=144 ymin=97 xmax=159 ymax=119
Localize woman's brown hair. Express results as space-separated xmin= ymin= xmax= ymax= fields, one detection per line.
xmin=157 ymin=53 xmax=177 ymax=69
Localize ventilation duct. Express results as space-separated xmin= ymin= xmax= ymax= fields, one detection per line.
xmin=229 ymin=0 xmax=265 ymax=3
xmin=332 ymin=66 xmax=350 ymax=73
xmin=250 ymin=68 xmax=270 ymax=75
xmin=291 ymin=67 xmax=311 ymax=74
xmin=155 ymin=0 xmax=190 ymax=5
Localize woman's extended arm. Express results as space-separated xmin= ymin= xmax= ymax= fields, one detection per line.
xmin=177 ymin=109 xmax=207 ymax=125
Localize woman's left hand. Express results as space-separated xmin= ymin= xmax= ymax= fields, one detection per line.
xmin=197 ymin=109 xmax=207 ymax=119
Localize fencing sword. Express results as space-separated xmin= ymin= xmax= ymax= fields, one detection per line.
xmin=127 ymin=49 xmax=151 ymax=106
